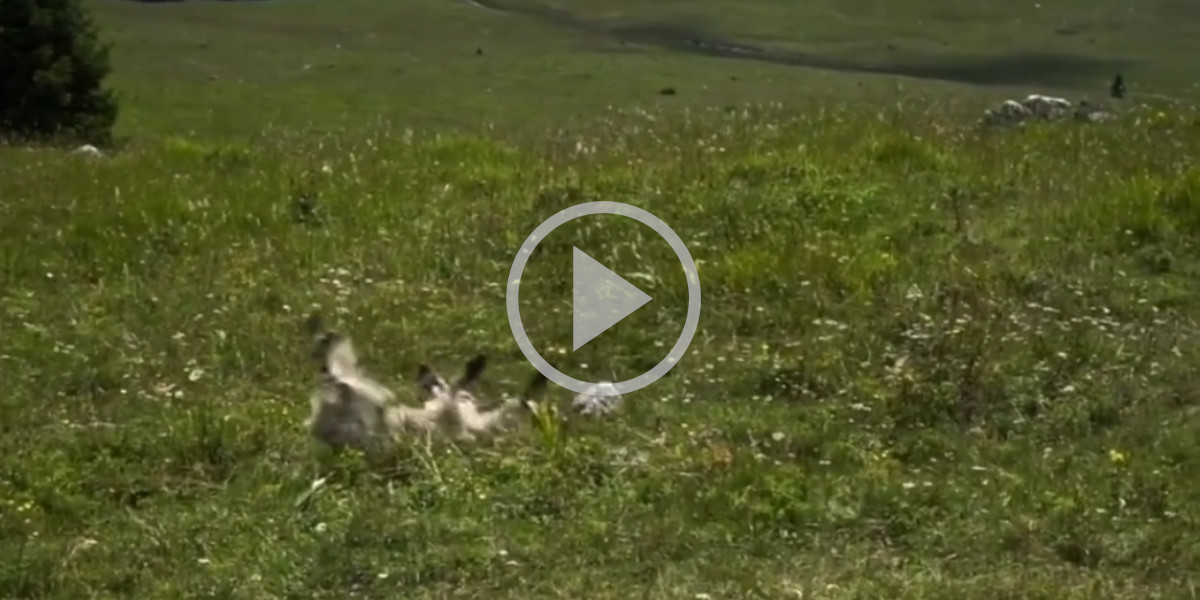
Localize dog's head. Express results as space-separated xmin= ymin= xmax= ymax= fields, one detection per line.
xmin=416 ymin=353 xmax=488 ymax=404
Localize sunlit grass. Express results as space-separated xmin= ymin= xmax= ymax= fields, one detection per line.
xmin=1 ymin=93 xmax=1199 ymax=598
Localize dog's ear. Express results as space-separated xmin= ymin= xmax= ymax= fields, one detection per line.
xmin=417 ymin=364 xmax=447 ymax=395
xmin=522 ymin=371 xmax=549 ymax=399
xmin=456 ymin=353 xmax=487 ymax=389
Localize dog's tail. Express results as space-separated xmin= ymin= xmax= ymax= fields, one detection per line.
xmin=517 ymin=371 xmax=549 ymax=413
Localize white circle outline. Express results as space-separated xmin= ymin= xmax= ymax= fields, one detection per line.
xmin=506 ymin=201 xmax=702 ymax=397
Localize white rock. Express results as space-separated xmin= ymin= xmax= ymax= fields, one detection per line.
xmin=71 ymin=144 xmax=102 ymax=157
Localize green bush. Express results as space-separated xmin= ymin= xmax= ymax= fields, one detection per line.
xmin=0 ymin=0 xmax=119 ymax=145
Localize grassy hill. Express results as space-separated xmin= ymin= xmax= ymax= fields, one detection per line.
xmin=89 ymin=0 xmax=1200 ymax=137
xmin=1 ymin=0 xmax=1199 ymax=598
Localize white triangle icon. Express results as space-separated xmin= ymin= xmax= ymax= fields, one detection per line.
xmin=572 ymin=247 xmax=653 ymax=351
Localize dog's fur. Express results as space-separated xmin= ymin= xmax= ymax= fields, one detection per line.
xmin=304 ymin=313 xmax=546 ymax=450
xmin=304 ymin=314 xmax=398 ymax=451
xmin=405 ymin=354 xmax=548 ymax=442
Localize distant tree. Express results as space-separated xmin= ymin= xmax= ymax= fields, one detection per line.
xmin=1110 ymin=73 xmax=1125 ymax=100
xmin=0 ymin=0 xmax=120 ymax=144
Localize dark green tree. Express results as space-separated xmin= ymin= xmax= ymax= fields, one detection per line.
xmin=0 ymin=0 xmax=119 ymax=144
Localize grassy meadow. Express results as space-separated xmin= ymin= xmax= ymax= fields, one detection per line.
xmin=2 ymin=0 xmax=1200 ymax=598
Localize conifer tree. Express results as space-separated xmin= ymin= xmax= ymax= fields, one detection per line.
xmin=0 ymin=0 xmax=119 ymax=144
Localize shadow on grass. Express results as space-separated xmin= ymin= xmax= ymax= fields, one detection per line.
xmin=610 ymin=22 xmax=1131 ymax=88
xmin=470 ymin=0 xmax=1131 ymax=89
xmin=117 ymin=0 xmax=1133 ymax=88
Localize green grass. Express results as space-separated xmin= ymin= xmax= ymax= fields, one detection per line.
xmin=3 ymin=0 xmax=1200 ymax=598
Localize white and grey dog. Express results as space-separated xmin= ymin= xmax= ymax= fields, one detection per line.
xmin=303 ymin=313 xmax=546 ymax=450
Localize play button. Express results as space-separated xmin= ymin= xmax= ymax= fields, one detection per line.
xmin=506 ymin=201 xmax=702 ymax=397
xmin=571 ymin=247 xmax=653 ymax=351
